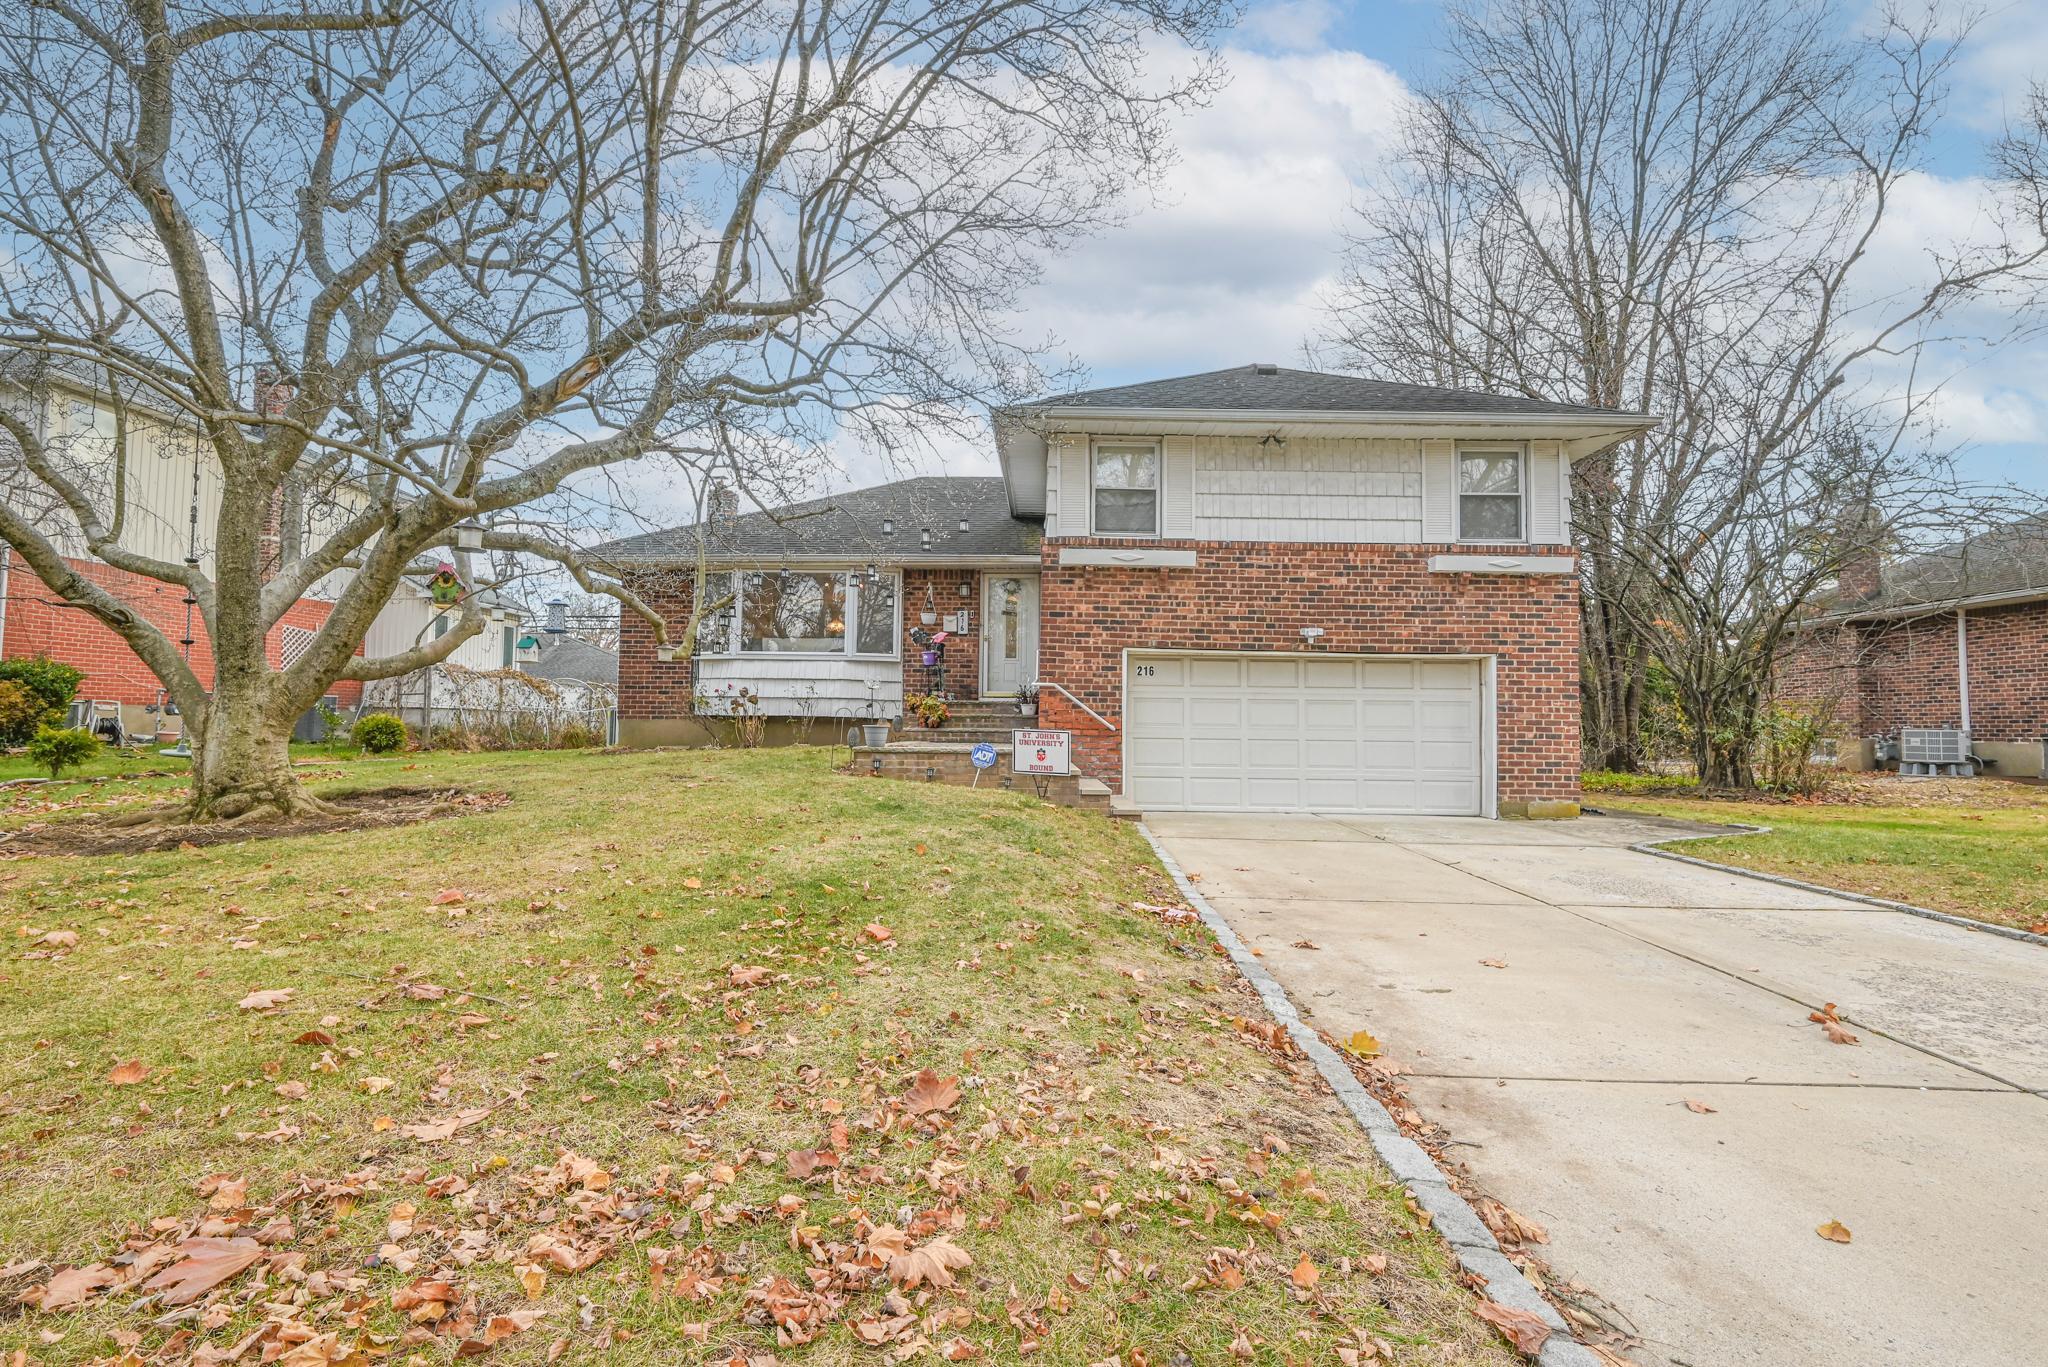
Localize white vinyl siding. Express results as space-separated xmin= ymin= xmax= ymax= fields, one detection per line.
xmin=1125 ymin=653 xmax=1485 ymax=815
xmin=1194 ymin=436 xmax=1423 ymax=541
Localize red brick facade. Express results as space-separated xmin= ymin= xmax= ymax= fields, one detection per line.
xmin=1 ymin=549 xmax=362 ymax=710
xmin=616 ymin=543 xmax=1587 ymax=809
xmin=1780 ymin=601 xmax=2048 ymax=748
xmin=1035 ymin=539 xmax=1582 ymax=806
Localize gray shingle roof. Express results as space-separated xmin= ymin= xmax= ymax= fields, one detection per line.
xmin=1843 ymin=513 xmax=2048 ymax=614
xmin=1016 ymin=364 xmax=1651 ymax=419
xmin=522 ymin=636 xmax=619 ymax=687
xmin=589 ymin=476 xmax=1039 ymax=566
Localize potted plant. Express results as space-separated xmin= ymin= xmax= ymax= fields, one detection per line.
xmin=918 ymin=583 xmax=938 ymax=626
xmin=861 ymin=719 xmax=891 ymax=747
xmin=1016 ymin=682 xmax=1039 ymax=719
xmin=905 ymin=692 xmax=949 ymax=729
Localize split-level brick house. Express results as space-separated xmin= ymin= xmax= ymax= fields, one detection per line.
xmin=599 ymin=366 xmax=1657 ymax=816
xmin=1779 ymin=513 xmax=2048 ymax=777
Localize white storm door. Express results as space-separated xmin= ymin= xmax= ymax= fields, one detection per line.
xmin=982 ymin=574 xmax=1040 ymax=697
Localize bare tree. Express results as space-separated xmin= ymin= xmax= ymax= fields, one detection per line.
xmin=1321 ymin=0 xmax=2048 ymax=782
xmin=0 ymin=0 xmax=1229 ymax=821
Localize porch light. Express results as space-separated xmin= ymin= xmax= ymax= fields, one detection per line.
xmin=453 ymin=520 xmax=485 ymax=551
xmin=865 ymin=562 xmax=878 ymax=579
xmin=957 ymin=582 xmax=970 ymax=597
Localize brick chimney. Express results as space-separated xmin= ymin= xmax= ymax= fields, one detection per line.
xmin=1834 ymin=503 xmax=1885 ymax=605
xmin=707 ymin=478 xmax=739 ymax=521
xmin=253 ymin=367 xmax=301 ymax=580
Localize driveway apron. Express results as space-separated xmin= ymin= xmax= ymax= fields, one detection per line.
xmin=1146 ymin=812 xmax=2048 ymax=1367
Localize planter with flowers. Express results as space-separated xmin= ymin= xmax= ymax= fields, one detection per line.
xmin=1016 ymin=682 xmax=1040 ymax=719
xmin=905 ymin=692 xmax=950 ymax=729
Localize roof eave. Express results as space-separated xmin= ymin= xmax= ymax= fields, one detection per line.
xmin=1795 ymin=583 xmax=2048 ymax=626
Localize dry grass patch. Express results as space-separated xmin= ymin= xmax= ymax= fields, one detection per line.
xmin=1 ymin=748 xmax=1520 ymax=1366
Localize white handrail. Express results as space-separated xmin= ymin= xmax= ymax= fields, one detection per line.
xmin=1030 ymin=680 xmax=1116 ymax=732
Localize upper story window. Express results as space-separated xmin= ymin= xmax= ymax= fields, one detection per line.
xmin=696 ymin=570 xmax=898 ymax=657
xmin=1457 ymin=448 xmax=1525 ymax=542
xmin=1092 ymin=442 xmax=1159 ymax=536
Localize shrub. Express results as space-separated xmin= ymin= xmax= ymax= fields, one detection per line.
xmin=354 ymin=713 xmax=408 ymax=753
xmin=1581 ymin=770 xmax=1701 ymax=795
xmin=27 ymin=725 xmax=100 ymax=778
xmin=0 ymin=656 xmax=82 ymax=733
xmin=0 ymin=680 xmax=45 ymax=746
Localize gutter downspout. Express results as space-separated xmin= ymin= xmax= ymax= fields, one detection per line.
xmin=1956 ymin=607 xmax=1970 ymax=733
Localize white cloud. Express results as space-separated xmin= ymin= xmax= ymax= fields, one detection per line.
xmin=1014 ymin=44 xmax=1409 ymax=380
xmin=1236 ymin=0 xmax=1341 ymax=52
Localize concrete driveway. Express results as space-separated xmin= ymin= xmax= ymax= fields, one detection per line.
xmin=1146 ymin=811 xmax=2048 ymax=1367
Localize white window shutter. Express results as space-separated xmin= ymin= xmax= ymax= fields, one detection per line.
xmin=1421 ymin=439 xmax=1455 ymax=541
xmin=1161 ymin=435 xmax=1194 ymax=536
xmin=1056 ymin=436 xmax=1090 ymax=537
xmin=1528 ymin=441 xmax=1563 ymax=544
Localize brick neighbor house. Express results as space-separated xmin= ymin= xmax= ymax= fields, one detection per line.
xmin=1779 ymin=513 xmax=2048 ymax=777
xmin=0 ymin=358 xmax=511 ymax=741
xmin=595 ymin=365 xmax=1657 ymax=817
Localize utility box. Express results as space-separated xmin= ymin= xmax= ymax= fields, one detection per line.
xmin=1897 ymin=728 xmax=1973 ymax=777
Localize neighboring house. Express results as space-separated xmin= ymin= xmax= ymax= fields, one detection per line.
xmin=0 ymin=358 xmax=420 ymax=737
xmin=1780 ymin=513 xmax=2048 ymax=777
xmin=598 ymin=364 xmax=1656 ymax=817
xmin=520 ymin=634 xmax=620 ymax=689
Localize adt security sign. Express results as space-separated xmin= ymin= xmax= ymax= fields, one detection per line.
xmin=969 ymin=742 xmax=998 ymax=770
xmin=1012 ymin=728 xmax=1071 ymax=776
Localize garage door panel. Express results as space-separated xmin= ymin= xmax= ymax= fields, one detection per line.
xmin=1126 ymin=654 xmax=1485 ymax=816
xmin=1302 ymin=659 xmax=1360 ymax=688
xmin=1187 ymin=697 xmax=1244 ymax=729
xmin=1186 ymin=737 xmax=1243 ymax=767
xmin=1244 ymin=658 xmax=1302 ymax=688
xmin=1186 ymin=658 xmax=1244 ymax=687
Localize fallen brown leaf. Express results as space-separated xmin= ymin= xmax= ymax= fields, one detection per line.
xmin=106 ymin=1059 xmax=149 ymax=1086
xmin=1473 ymin=1300 xmax=1553 ymax=1355
xmin=903 ymin=1069 xmax=961 ymax=1115
xmin=399 ymin=1107 xmax=490 ymax=1142
xmin=1289 ymin=1252 xmax=1319 ymax=1289
xmin=1683 ymin=1098 xmax=1717 ymax=1114
xmin=140 ymin=1237 xmax=265 ymax=1305
xmin=237 ymin=988 xmax=294 ymax=1011
xmin=1816 ymin=1220 xmax=1852 ymax=1244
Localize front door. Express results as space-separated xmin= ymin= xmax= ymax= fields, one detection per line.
xmin=981 ymin=574 xmax=1039 ymax=698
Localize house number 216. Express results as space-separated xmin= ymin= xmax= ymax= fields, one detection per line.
xmin=1134 ymin=664 xmax=1157 ymax=677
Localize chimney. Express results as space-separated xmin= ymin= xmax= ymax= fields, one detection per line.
xmin=253 ymin=365 xmax=296 ymax=418
xmin=1834 ymin=503 xmax=1885 ymax=605
xmin=707 ymin=478 xmax=739 ymax=521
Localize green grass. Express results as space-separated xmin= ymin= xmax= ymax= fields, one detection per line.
xmin=0 ymin=748 xmax=1517 ymax=1365
xmin=1597 ymin=790 xmax=2048 ymax=931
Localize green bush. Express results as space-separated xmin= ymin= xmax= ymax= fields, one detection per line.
xmin=0 ymin=656 xmax=82 ymax=735
xmin=0 ymin=680 xmax=45 ymax=746
xmin=354 ymin=712 xmax=408 ymax=754
xmin=27 ymin=725 xmax=100 ymax=778
xmin=1581 ymin=770 xmax=1701 ymax=795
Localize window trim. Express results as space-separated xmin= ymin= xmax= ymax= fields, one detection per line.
xmin=1089 ymin=438 xmax=1162 ymax=539
xmin=697 ymin=568 xmax=902 ymax=661
xmin=1453 ymin=443 xmax=1528 ymax=546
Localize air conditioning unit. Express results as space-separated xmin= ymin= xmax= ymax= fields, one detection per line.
xmin=1898 ymin=728 xmax=1972 ymax=777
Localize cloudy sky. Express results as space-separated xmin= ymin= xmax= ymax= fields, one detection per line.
xmin=831 ymin=0 xmax=2048 ymax=497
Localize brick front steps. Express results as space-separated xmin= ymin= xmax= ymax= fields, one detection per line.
xmin=851 ymin=741 xmax=1111 ymax=812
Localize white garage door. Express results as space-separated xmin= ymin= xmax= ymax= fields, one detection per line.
xmin=1125 ymin=654 xmax=1486 ymax=815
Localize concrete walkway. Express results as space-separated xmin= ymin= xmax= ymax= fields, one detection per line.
xmin=1146 ymin=811 xmax=2048 ymax=1367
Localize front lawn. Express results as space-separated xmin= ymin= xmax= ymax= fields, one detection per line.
xmin=1 ymin=748 xmax=1517 ymax=1365
xmin=1596 ymin=777 xmax=2048 ymax=933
